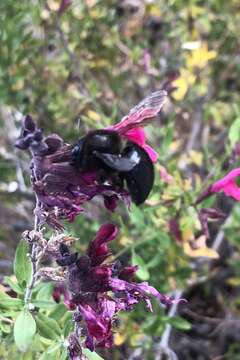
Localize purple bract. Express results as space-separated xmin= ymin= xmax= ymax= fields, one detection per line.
xmin=54 ymin=224 xmax=185 ymax=352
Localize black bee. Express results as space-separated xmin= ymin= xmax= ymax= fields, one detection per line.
xmin=71 ymin=90 xmax=167 ymax=205
xmin=72 ymin=129 xmax=154 ymax=205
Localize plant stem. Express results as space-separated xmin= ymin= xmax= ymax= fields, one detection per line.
xmin=24 ymin=243 xmax=38 ymax=304
xmin=24 ymin=198 xmax=41 ymax=304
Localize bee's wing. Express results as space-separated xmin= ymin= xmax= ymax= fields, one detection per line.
xmin=110 ymin=90 xmax=167 ymax=135
xmin=94 ymin=150 xmax=140 ymax=172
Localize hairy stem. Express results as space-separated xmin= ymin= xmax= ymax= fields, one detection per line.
xmin=24 ymin=198 xmax=41 ymax=304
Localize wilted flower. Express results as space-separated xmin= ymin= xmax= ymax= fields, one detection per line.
xmin=198 ymin=208 xmax=225 ymax=239
xmin=55 ymin=224 xmax=185 ymax=351
xmin=196 ymin=168 xmax=240 ymax=204
xmin=68 ymin=333 xmax=84 ymax=360
xmin=15 ymin=91 xmax=167 ymax=228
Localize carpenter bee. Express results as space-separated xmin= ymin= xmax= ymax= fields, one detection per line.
xmin=72 ymin=129 xmax=154 ymax=205
xmin=71 ymin=90 xmax=167 ymax=205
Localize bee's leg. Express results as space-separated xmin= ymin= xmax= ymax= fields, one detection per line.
xmin=111 ymin=173 xmax=124 ymax=190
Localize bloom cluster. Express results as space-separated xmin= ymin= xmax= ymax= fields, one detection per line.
xmin=54 ymin=224 xmax=180 ymax=354
xmin=15 ymin=91 xmax=167 ymax=229
xmin=15 ymin=91 xmax=185 ymax=359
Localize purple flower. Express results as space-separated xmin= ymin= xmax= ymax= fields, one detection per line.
xmin=67 ymin=333 xmax=83 ymax=360
xmin=55 ymin=224 xmax=185 ymax=351
xmin=15 ymin=91 xmax=167 ymax=228
xmin=15 ymin=116 xmax=129 ymax=228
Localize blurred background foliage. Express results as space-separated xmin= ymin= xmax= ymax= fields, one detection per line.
xmin=1 ymin=0 xmax=240 ymax=359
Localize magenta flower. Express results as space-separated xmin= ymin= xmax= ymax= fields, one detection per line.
xmin=15 ymin=91 xmax=167 ymax=228
xmin=211 ymin=168 xmax=240 ymax=200
xmin=55 ymin=224 xmax=185 ymax=353
xmin=123 ymin=128 xmax=158 ymax=163
xmin=196 ymin=168 xmax=240 ymax=204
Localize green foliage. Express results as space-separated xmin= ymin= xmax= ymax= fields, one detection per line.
xmin=14 ymin=240 xmax=32 ymax=287
xmin=0 ymin=0 xmax=240 ymax=358
xmin=131 ymin=251 xmax=150 ymax=281
xmin=14 ymin=310 xmax=36 ymax=352
xmin=228 ymin=116 xmax=240 ymax=148
xmin=82 ymin=349 xmax=105 ymax=360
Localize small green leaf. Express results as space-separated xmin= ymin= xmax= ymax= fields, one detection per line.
xmin=36 ymin=313 xmax=61 ymax=340
xmin=35 ymin=283 xmax=54 ymax=301
xmin=63 ymin=318 xmax=74 ymax=338
xmin=49 ymin=303 xmax=67 ymax=321
xmin=229 ymin=116 xmax=240 ymax=147
xmin=0 ymin=297 xmax=23 ymax=309
xmin=82 ymin=348 xmax=105 ymax=360
xmin=14 ymin=310 xmax=36 ymax=352
xmin=0 ymin=290 xmax=23 ymax=309
xmin=14 ymin=240 xmax=32 ymax=286
xmin=39 ymin=348 xmax=60 ymax=360
xmin=169 ymin=316 xmax=191 ymax=330
xmin=31 ymin=300 xmax=56 ymax=309
xmin=132 ymin=251 xmax=150 ymax=281
xmin=4 ymin=276 xmax=24 ymax=294
xmin=0 ymin=322 xmax=11 ymax=334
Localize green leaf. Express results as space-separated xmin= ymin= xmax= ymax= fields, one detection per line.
xmin=39 ymin=347 xmax=60 ymax=360
xmin=35 ymin=283 xmax=54 ymax=301
xmin=0 ymin=297 xmax=23 ymax=309
xmin=49 ymin=303 xmax=67 ymax=321
xmin=14 ymin=310 xmax=36 ymax=352
xmin=169 ymin=316 xmax=192 ymax=330
xmin=4 ymin=276 xmax=24 ymax=295
xmin=14 ymin=240 xmax=32 ymax=286
xmin=0 ymin=322 xmax=11 ymax=334
xmin=132 ymin=251 xmax=150 ymax=281
xmin=82 ymin=348 xmax=105 ymax=360
xmin=36 ymin=313 xmax=61 ymax=340
xmin=31 ymin=300 xmax=56 ymax=309
xmin=63 ymin=318 xmax=74 ymax=338
xmin=0 ymin=289 xmax=23 ymax=309
xmin=229 ymin=116 xmax=240 ymax=147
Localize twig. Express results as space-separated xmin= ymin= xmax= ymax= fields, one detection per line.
xmin=212 ymin=214 xmax=232 ymax=252
xmin=155 ymin=290 xmax=183 ymax=360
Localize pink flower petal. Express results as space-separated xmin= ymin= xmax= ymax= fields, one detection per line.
xmin=210 ymin=168 xmax=240 ymax=201
xmin=221 ymin=181 xmax=240 ymax=200
xmin=143 ymin=144 xmax=158 ymax=163
xmin=123 ymin=128 xmax=158 ymax=163
xmin=211 ymin=168 xmax=240 ymax=191
xmin=124 ymin=128 xmax=146 ymax=146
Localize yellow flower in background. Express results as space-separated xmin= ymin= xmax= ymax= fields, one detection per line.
xmin=186 ymin=43 xmax=217 ymax=69
xmin=183 ymin=236 xmax=219 ymax=259
xmin=172 ymin=69 xmax=196 ymax=101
